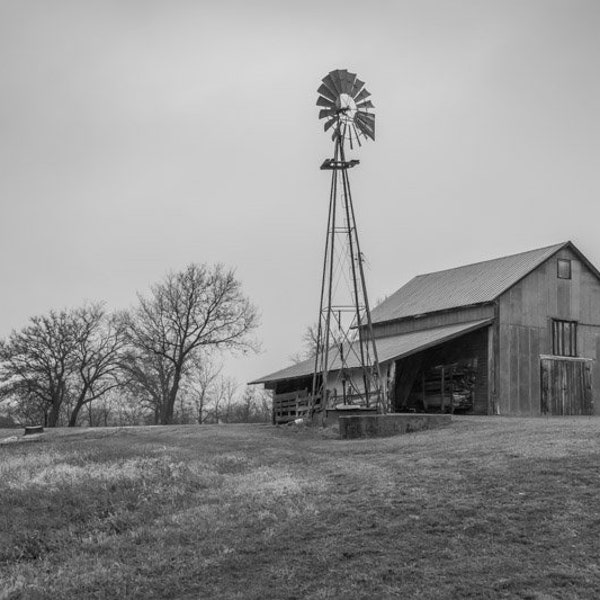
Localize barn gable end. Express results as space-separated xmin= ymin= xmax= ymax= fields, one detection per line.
xmin=495 ymin=244 xmax=600 ymax=415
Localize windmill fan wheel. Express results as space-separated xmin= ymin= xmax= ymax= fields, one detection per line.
xmin=317 ymin=69 xmax=375 ymax=147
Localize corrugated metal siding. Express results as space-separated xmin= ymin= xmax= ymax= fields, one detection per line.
xmin=371 ymin=243 xmax=567 ymax=324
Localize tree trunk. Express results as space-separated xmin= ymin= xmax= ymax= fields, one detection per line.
xmin=197 ymin=394 xmax=205 ymax=424
xmin=68 ymin=389 xmax=89 ymax=427
xmin=161 ymin=369 xmax=182 ymax=424
xmin=47 ymin=402 xmax=61 ymax=427
xmin=69 ymin=402 xmax=83 ymax=427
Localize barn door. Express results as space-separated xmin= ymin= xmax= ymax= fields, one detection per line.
xmin=540 ymin=357 xmax=592 ymax=415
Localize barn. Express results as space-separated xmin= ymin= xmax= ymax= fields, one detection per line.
xmin=252 ymin=241 xmax=600 ymax=421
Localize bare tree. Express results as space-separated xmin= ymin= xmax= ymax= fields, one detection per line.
xmin=119 ymin=346 xmax=174 ymax=424
xmin=0 ymin=304 xmax=126 ymax=427
xmin=289 ymin=322 xmax=320 ymax=364
xmin=124 ymin=264 xmax=259 ymax=424
xmin=255 ymin=387 xmax=273 ymax=422
xmin=0 ymin=310 xmax=74 ymax=426
xmin=67 ymin=307 xmax=127 ymax=426
xmin=237 ymin=386 xmax=255 ymax=422
xmin=113 ymin=390 xmax=152 ymax=426
xmin=184 ymin=355 xmax=222 ymax=424
xmin=208 ymin=375 xmax=238 ymax=423
xmin=232 ymin=386 xmax=273 ymax=423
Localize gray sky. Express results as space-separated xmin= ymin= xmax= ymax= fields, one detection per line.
xmin=1 ymin=0 xmax=599 ymax=387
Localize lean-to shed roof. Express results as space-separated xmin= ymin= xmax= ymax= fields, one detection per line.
xmin=370 ymin=242 xmax=573 ymax=324
xmin=250 ymin=319 xmax=491 ymax=385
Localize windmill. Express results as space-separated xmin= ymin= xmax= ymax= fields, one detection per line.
xmin=309 ymin=69 xmax=385 ymax=419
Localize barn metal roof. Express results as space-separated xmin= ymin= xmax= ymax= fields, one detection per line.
xmin=250 ymin=319 xmax=491 ymax=385
xmin=370 ymin=242 xmax=569 ymax=324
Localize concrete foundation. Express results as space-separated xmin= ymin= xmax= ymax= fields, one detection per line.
xmin=338 ymin=413 xmax=451 ymax=439
xmin=322 ymin=406 xmax=377 ymax=427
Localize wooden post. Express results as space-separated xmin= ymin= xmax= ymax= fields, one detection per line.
xmin=487 ymin=319 xmax=497 ymax=415
xmin=440 ymin=367 xmax=445 ymax=412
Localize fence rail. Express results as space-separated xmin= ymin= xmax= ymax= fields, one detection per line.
xmin=273 ymin=389 xmax=379 ymax=423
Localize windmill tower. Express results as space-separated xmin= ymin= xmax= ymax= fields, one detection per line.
xmin=310 ymin=69 xmax=385 ymax=418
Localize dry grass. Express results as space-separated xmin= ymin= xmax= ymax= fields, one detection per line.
xmin=1 ymin=418 xmax=600 ymax=599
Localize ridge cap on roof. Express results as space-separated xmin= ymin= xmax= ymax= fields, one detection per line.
xmin=412 ymin=242 xmax=568 ymax=279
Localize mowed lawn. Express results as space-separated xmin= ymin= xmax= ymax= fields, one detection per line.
xmin=1 ymin=418 xmax=600 ymax=600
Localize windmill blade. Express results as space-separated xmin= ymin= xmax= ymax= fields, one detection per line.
xmin=336 ymin=69 xmax=350 ymax=94
xmin=356 ymin=99 xmax=375 ymax=110
xmin=319 ymin=108 xmax=336 ymax=120
xmin=354 ymin=87 xmax=371 ymax=103
xmin=357 ymin=125 xmax=375 ymax=141
xmin=318 ymin=82 xmax=337 ymax=102
xmin=321 ymin=73 xmax=340 ymax=97
xmin=355 ymin=120 xmax=375 ymax=141
xmin=354 ymin=125 xmax=362 ymax=147
xmin=332 ymin=70 xmax=347 ymax=94
xmin=355 ymin=111 xmax=375 ymax=132
xmin=349 ymin=78 xmax=365 ymax=99
xmin=348 ymin=124 xmax=362 ymax=147
xmin=348 ymin=123 xmax=362 ymax=149
xmin=338 ymin=70 xmax=355 ymax=95
xmin=317 ymin=95 xmax=335 ymax=108
xmin=343 ymin=71 xmax=358 ymax=95
xmin=324 ymin=116 xmax=337 ymax=132
xmin=354 ymin=110 xmax=375 ymax=128
xmin=325 ymin=70 xmax=343 ymax=95
xmin=355 ymin=112 xmax=375 ymax=140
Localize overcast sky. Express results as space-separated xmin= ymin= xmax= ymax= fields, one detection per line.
xmin=1 ymin=0 xmax=599 ymax=387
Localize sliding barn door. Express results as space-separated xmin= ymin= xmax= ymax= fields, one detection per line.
xmin=540 ymin=357 xmax=593 ymax=415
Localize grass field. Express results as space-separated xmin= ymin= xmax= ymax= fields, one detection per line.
xmin=1 ymin=417 xmax=600 ymax=599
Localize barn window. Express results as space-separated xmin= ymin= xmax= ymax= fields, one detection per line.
xmin=552 ymin=320 xmax=577 ymax=357
xmin=557 ymin=259 xmax=571 ymax=279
